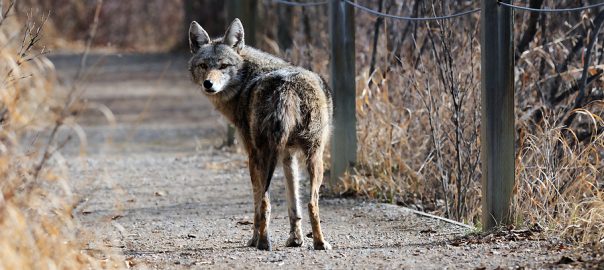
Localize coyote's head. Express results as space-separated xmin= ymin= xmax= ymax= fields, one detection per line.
xmin=188 ymin=19 xmax=245 ymax=95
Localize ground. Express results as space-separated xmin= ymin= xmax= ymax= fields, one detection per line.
xmin=50 ymin=53 xmax=598 ymax=269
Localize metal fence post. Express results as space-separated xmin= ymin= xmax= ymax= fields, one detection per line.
xmin=329 ymin=0 xmax=356 ymax=187
xmin=480 ymin=0 xmax=515 ymax=230
xmin=226 ymin=0 xmax=258 ymax=146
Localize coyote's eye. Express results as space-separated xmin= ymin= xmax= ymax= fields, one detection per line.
xmin=219 ymin=64 xmax=230 ymax=70
xmin=199 ymin=63 xmax=208 ymax=69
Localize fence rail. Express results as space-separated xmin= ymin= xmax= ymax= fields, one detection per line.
xmin=272 ymin=0 xmax=604 ymax=15
xmin=265 ymin=0 xmax=598 ymax=230
xmin=498 ymin=1 xmax=604 ymax=12
xmin=343 ymin=0 xmax=480 ymax=21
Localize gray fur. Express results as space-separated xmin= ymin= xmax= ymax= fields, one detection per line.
xmin=189 ymin=18 xmax=333 ymax=251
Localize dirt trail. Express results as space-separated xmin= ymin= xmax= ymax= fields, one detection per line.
xmin=51 ymin=53 xmax=583 ymax=269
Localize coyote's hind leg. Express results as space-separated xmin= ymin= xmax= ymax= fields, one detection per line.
xmin=306 ymin=146 xmax=332 ymax=250
xmin=246 ymin=160 xmax=261 ymax=248
xmin=248 ymin=150 xmax=277 ymax=251
xmin=283 ymin=153 xmax=304 ymax=247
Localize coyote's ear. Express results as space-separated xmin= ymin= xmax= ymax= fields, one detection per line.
xmin=189 ymin=21 xmax=210 ymax=54
xmin=223 ymin=18 xmax=245 ymax=52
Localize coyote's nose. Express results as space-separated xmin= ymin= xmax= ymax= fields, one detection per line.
xmin=203 ymin=80 xmax=213 ymax=89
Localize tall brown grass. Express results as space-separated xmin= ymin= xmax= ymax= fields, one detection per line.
xmin=515 ymin=110 xmax=604 ymax=247
xmin=0 ymin=6 xmax=123 ymax=269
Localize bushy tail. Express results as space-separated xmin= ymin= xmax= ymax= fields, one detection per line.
xmin=257 ymin=87 xmax=300 ymax=192
xmin=260 ymin=87 xmax=301 ymax=149
xmin=262 ymin=151 xmax=278 ymax=193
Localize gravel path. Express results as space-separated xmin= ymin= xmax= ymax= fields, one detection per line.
xmin=51 ymin=53 xmax=588 ymax=269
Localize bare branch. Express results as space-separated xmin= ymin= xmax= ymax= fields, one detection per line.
xmin=369 ymin=0 xmax=384 ymax=75
xmin=31 ymin=0 xmax=104 ymax=183
xmin=0 ymin=0 xmax=15 ymax=26
xmin=563 ymin=10 xmax=604 ymax=127
xmin=515 ymin=0 xmax=545 ymax=61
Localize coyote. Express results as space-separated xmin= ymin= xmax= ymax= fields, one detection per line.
xmin=188 ymin=18 xmax=333 ymax=251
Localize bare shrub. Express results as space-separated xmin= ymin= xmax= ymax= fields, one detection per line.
xmin=0 ymin=3 xmax=123 ymax=268
xmin=338 ymin=1 xmax=482 ymax=224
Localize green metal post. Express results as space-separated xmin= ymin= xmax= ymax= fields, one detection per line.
xmin=480 ymin=0 xmax=515 ymax=229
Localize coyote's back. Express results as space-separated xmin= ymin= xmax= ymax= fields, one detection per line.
xmin=188 ymin=18 xmax=333 ymax=251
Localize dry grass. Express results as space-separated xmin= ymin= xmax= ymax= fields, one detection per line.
xmin=0 ymin=5 xmax=123 ymax=269
xmin=515 ymin=110 xmax=604 ymax=247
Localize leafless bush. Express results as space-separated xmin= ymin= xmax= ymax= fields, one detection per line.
xmin=0 ymin=2 xmax=124 ymax=268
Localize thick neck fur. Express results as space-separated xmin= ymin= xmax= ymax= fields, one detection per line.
xmin=206 ymin=46 xmax=289 ymax=125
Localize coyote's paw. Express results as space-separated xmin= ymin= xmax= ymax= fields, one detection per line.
xmin=256 ymin=238 xmax=272 ymax=251
xmin=246 ymin=235 xmax=258 ymax=247
xmin=285 ymin=234 xmax=304 ymax=247
xmin=313 ymin=241 xmax=332 ymax=250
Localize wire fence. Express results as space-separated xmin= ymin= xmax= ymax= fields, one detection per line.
xmin=272 ymin=0 xmax=604 ymax=19
xmin=343 ymin=0 xmax=479 ymax=21
xmin=499 ymin=1 xmax=604 ymax=12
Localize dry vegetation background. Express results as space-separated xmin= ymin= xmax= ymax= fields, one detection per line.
xmin=15 ymin=0 xmax=186 ymax=52
xmin=1 ymin=0 xmax=603 ymax=267
xmin=251 ymin=0 xmax=604 ymax=251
